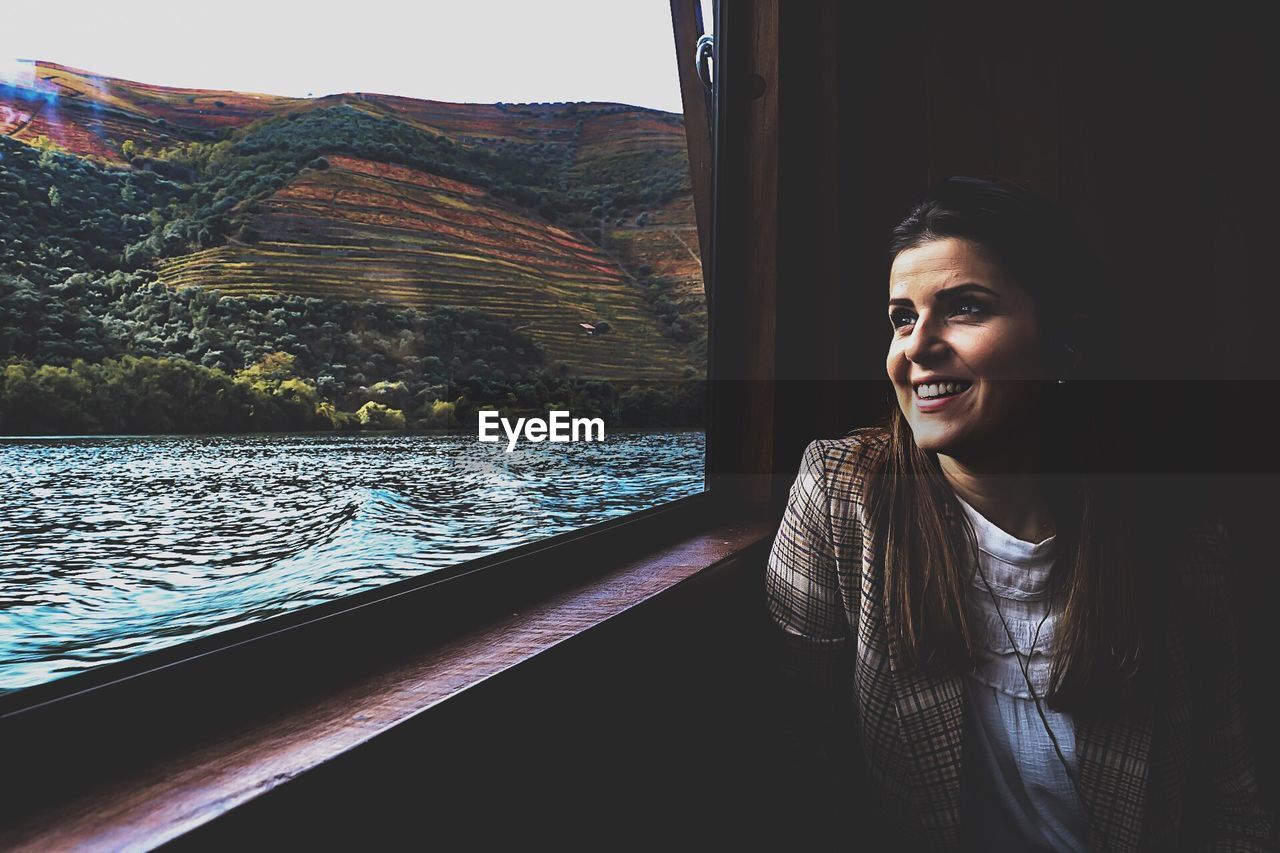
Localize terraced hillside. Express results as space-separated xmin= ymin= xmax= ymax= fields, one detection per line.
xmin=157 ymin=155 xmax=690 ymax=379
xmin=604 ymin=195 xmax=704 ymax=302
xmin=0 ymin=61 xmax=294 ymax=162
xmin=2 ymin=60 xmax=706 ymax=382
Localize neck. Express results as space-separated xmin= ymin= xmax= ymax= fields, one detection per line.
xmin=937 ymin=441 xmax=1056 ymax=543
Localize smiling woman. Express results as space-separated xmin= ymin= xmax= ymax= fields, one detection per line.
xmin=766 ymin=177 xmax=1275 ymax=850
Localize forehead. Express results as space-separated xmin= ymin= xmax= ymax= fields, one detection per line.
xmin=888 ymin=237 xmax=1008 ymax=299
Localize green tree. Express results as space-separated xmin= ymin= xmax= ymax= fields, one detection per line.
xmin=356 ymin=401 xmax=406 ymax=429
xmin=236 ymin=351 xmax=298 ymax=388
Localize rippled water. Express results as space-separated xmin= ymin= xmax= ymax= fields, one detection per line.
xmin=0 ymin=430 xmax=705 ymax=694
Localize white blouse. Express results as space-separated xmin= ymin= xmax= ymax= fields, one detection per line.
xmin=953 ymin=490 xmax=1091 ymax=852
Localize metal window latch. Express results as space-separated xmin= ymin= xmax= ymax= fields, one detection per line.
xmin=696 ymin=33 xmax=715 ymax=91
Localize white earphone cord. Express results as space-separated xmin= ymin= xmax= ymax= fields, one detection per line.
xmin=974 ymin=559 xmax=1108 ymax=853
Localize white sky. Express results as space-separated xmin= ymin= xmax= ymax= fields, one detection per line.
xmin=1 ymin=0 xmax=710 ymax=113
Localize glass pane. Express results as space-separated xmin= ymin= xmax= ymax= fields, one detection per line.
xmin=0 ymin=1 xmax=707 ymax=695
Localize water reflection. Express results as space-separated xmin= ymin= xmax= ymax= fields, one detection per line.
xmin=0 ymin=430 xmax=705 ymax=692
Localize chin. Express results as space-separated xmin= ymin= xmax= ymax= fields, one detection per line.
xmin=903 ymin=417 xmax=950 ymax=448
xmin=911 ymin=431 xmax=960 ymax=456
xmin=905 ymin=418 xmax=978 ymax=458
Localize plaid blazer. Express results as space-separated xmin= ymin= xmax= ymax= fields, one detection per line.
xmin=765 ymin=427 xmax=1275 ymax=852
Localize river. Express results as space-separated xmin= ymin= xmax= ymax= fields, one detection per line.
xmin=0 ymin=429 xmax=705 ymax=694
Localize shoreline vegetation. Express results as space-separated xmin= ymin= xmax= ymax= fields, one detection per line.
xmin=0 ymin=350 xmax=704 ymax=436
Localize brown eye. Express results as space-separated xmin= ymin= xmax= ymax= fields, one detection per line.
xmin=889 ymin=311 xmax=914 ymax=329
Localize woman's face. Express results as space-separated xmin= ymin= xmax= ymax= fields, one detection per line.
xmin=885 ymin=237 xmax=1047 ymax=460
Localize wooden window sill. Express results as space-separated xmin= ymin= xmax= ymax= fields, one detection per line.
xmin=2 ymin=512 xmax=777 ymax=849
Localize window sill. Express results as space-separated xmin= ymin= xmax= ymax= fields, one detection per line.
xmin=2 ymin=511 xmax=777 ymax=849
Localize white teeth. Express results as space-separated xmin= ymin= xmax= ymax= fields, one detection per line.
xmin=916 ymin=381 xmax=971 ymax=399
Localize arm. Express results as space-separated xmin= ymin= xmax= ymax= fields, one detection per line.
xmin=765 ymin=439 xmax=854 ymax=691
xmin=763 ymin=440 xmax=858 ymax=778
xmin=1188 ymin=521 xmax=1275 ymax=851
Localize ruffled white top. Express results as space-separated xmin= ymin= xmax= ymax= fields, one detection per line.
xmin=954 ymin=490 xmax=1091 ymax=852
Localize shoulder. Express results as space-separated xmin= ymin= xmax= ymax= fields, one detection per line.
xmin=797 ymin=425 xmax=890 ymax=519
xmin=801 ymin=425 xmax=889 ymax=471
xmin=803 ymin=425 xmax=889 ymax=484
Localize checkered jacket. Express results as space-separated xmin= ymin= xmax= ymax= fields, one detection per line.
xmin=765 ymin=427 xmax=1275 ymax=852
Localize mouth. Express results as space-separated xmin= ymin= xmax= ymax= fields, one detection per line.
xmin=912 ymin=380 xmax=972 ymax=412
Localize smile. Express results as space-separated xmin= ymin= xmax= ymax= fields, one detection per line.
xmin=914 ymin=381 xmax=972 ymax=412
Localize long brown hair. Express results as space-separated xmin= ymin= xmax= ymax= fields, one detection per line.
xmin=865 ymin=178 xmax=1172 ymax=718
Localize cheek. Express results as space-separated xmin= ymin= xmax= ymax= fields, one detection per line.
xmin=885 ymin=345 xmax=902 ymax=378
xmin=969 ymin=328 xmax=1042 ymax=378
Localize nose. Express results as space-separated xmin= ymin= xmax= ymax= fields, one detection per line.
xmin=902 ymin=310 xmax=949 ymax=365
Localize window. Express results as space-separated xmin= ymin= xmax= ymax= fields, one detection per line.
xmin=0 ymin=1 xmax=714 ymax=706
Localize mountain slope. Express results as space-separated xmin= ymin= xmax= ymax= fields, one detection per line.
xmin=1 ymin=60 xmax=706 ymax=381
xmin=157 ymin=155 xmax=689 ymax=378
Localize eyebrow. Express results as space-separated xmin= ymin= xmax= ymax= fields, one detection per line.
xmin=887 ymin=282 xmax=1000 ymax=308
